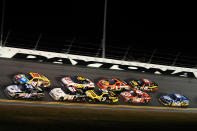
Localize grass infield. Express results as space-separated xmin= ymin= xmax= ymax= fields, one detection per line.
xmin=0 ymin=104 xmax=197 ymax=130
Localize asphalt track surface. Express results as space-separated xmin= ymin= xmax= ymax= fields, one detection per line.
xmin=1 ymin=58 xmax=197 ymax=112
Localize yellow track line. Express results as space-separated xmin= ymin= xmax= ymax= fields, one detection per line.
xmin=0 ymin=99 xmax=197 ymax=111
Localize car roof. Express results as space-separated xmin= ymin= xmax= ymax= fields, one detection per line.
xmin=30 ymin=72 xmax=41 ymax=78
xmin=173 ymin=94 xmax=182 ymax=98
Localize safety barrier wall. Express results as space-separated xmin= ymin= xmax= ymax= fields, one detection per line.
xmin=1 ymin=46 xmax=197 ymax=79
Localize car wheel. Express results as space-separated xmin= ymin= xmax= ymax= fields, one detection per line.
xmin=75 ymin=97 xmax=80 ymax=102
xmin=59 ymin=97 xmax=64 ymax=101
xmin=14 ymin=94 xmax=19 ymax=99
xmin=33 ymin=96 xmax=38 ymax=100
xmin=107 ymin=87 xmax=112 ymax=91
xmin=128 ymin=99 xmax=132 ymax=103
xmin=40 ymin=84 xmax=44 ymax=88
xmin=106 ymin=99 xmax=111 ymax=103
xmin=168 ymin=102 xmax=172 ymax=106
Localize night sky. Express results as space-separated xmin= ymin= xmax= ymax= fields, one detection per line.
xmin=1 ymin=0 xmax=197 ymax=52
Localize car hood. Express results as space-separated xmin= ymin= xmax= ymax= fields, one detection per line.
xmin=41 ymin=75 xmax=50 ymax=82
xmin=50 ymin=88 xmax=66 ymax=96
xmin=6 ymin=85 xmax=22 ymax=93
xmin=161 ymin=95 xmax=173 ymax=101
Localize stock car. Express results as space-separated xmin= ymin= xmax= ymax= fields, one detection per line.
xmin=49 ymin=88 xmax=86 ymax=101
xmin=85 ymin=89 xmax=119 ymax=103
xmin=4 ymin=84 xmax=45 ymax=99
xmin=13 ymin=72 xmax=50 ymax=88
xmin=120 ymin=89 xmax=151 ymax=104
xmin=97 ymin=78 xmax=131 ymax=91
xmin=60 ymin=76 xmax=95 ymax=93
xmin=159 ymin=93 xmax=189 ymax=107
xmin=129 ymin=78 xmax=158 ymax=92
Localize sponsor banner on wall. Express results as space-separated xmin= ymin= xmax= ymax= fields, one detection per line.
xmin=1 ymin=47 xmax=197 ymax=79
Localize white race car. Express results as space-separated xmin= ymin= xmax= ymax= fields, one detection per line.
xmin=49 ymin=88 xmax=86 ymax=101
xmin=4 ymin=84 xmax=44 ymax=99
xmin=60 ymin=76 xmax=95 ymax=93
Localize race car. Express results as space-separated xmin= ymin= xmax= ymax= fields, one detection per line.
xmin=13 ymin=72 xmax=50 ymax=88
xmin=120 ymin=89 xmax=151 ymax=104
xmin=159 ymin=93 xmax=189 ymax=107
xmin=49 ymin=88 xmax=86 ymax=101
xmin=85 ymin=89 xmax=118 ymax=103
xmin=97 ymin=78 xmax=131 ymax=91
xmin=60 ymin=76 xmax=95 ymax=93
xmin=4 ymin=84 xmax=45 ymax=99
xmin=129 ymin=78 xmax=158 ymax=92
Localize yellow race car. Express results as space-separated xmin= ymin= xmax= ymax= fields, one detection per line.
xmin=129 ymin=78 xmax=158 ymax=92
xmin=85 ymin=89 xmax=118 ymax=103
xmin=13 ymin=72 xmax=50 ymax=88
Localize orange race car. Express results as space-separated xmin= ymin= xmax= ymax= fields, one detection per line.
xmin=97 ymin=78 xmax=131 ymax=91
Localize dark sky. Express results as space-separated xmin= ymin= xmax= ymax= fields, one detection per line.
xmin=1 ymin=0 xmax=197 ymax=51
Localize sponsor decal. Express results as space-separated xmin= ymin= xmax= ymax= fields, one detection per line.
xmin=11 ymin=53 xmax=197 ymax=79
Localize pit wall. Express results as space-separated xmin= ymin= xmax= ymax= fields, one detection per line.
xmin=1 ymin=46 xmax=197 ymax=79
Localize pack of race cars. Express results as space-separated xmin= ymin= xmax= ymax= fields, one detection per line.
xmin=4 ymin=72 xmax=189 ymax=107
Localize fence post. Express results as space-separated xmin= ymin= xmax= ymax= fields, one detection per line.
xmin=3 ymin=30 xmax=11 ymax=47
xmin=0 ymin=0 xmax=5 ymax=47
xmin=34 ymin=33 xmax=42 ymax=50
xmin=171 ymin=52 xmax=180 ymax=66
xmin=66 ymin=37 xmax=76 ymax=54
xmin=123 ymin=46 xmax=130 ymax=60
xmin=148 ymin=48 xmax=157 ymax=63
xmin=95 ymin=47 xmax=101 ymax=57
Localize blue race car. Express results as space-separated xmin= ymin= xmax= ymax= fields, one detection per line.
xmin=159 ymin=93 xmax=189 ymax=107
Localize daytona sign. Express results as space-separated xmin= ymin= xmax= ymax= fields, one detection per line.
xmin=12 ymin=53 xmax=197 ymax=79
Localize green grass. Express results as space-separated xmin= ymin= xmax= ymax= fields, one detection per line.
xmin=0 ymin=104 xmax=197 ymax=130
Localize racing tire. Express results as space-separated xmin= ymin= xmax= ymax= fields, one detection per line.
xmin=40 ymin=84 xmax=44 ymax=88
xmin=14 ymin=94 xmax=19 ymax=99
xmin=107 ymin=87 xmax=112 ymax=91
xmin=33 ymin=96 xmax=39 ymax=100
xmin=128 ymin=99 xmax=132 ymax=103
xmin=93 ymin=99 xmax=98 ymax=103
xmin=86 ymin=98 xmax=94 ymax=103
xmin=168 ymin=102 xmax=172 ymax=107
xmin=59 ymin=97 xmax=64 ymax=101
xmin=75 ymin=97 xmax=82 ymax=102
xmin=108 ymin=99 xmax=113 ymax=104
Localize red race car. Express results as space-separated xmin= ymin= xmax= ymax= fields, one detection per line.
xmin=120 ymin=89 xmax=151 ymax=104
xmin=97 ymin=78 xmax=131 ymax=91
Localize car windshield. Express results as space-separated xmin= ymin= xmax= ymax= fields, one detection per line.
xmin=108 ymin=79 xmax=117 ymax=85
xmin=169 ymin=94 xmax=177 ymax=100
xmin=18 ymin=84 xmax=34 ymax=91
xmin=18 ymin=84 xmax=26 ymax=91
xmin=137 ymin=80 xmax=143 ymax=86
xmin=39 ymin=79 xmax=43 ymax=82
xmin=71 ymin=77 xmax=89 ymax=84
xmin=94 ymin=89 xmax=103 ymax=96
xmin=131 ymin=91 xmax=137 ymax=97
xmin=25 ymin=73 xmax=33 ymax=80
